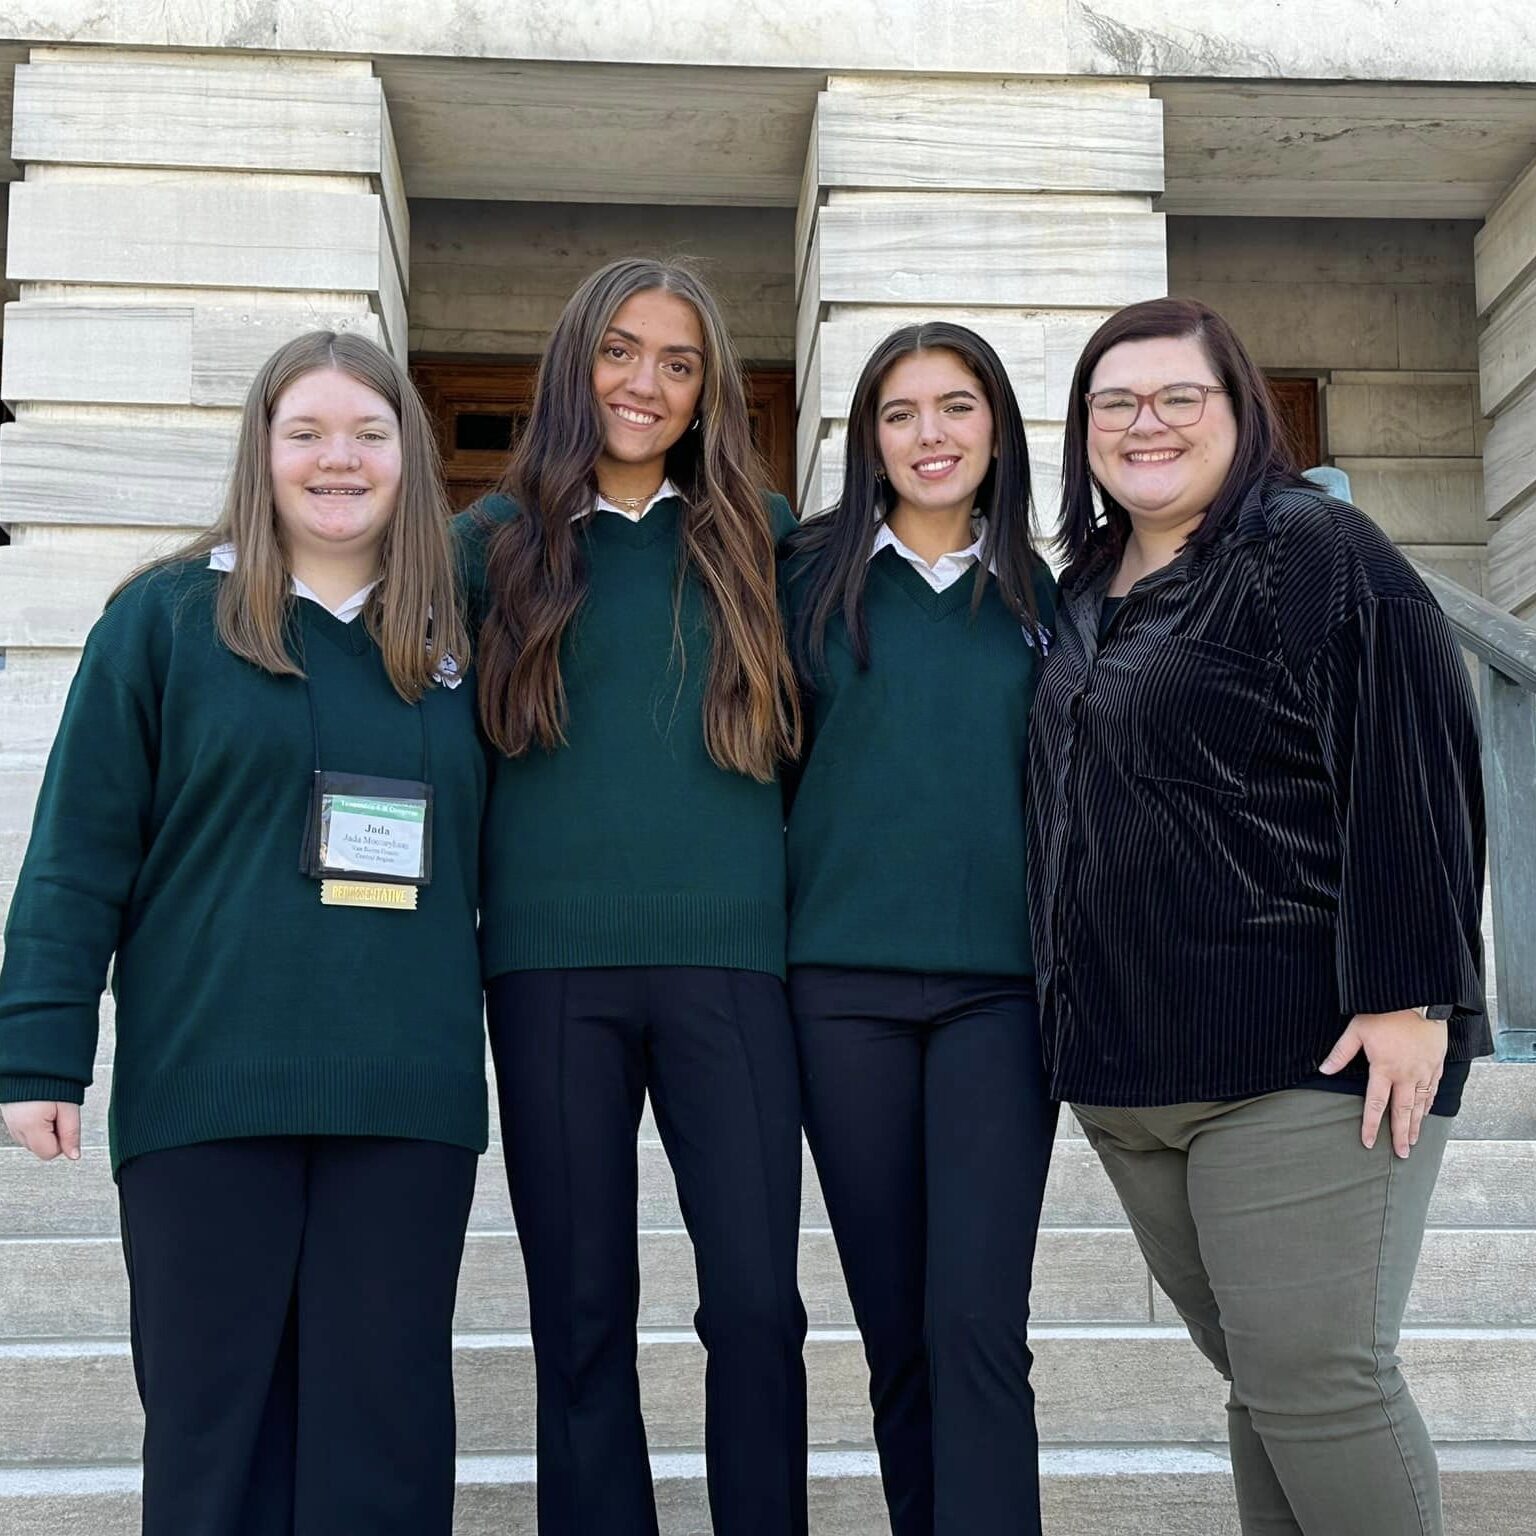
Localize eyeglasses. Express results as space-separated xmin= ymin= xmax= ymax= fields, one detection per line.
xmin=1085 ymin=383 xmax=1229 ymax=431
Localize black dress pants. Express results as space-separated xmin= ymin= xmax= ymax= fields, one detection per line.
xmin=788 ymin=969 xmax=1058 ymax=1536
xmin=116 ymin=1135 xmax=478 ymax=1536
xmin=487 ymin=966 xmax=808 ymax=1536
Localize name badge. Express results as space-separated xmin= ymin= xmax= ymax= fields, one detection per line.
xmin=301 ymin=771 xmax=433 ymax=911
xmin=322 ymin=794 xmax=426 ymax=879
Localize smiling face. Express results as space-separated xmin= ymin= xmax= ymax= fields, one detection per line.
xmin=875 ymin=348 xmax=996 ymax=521
xmin=591 ymin=287 xmax=707 ymax=483
xmin=269 ymin=367 xmax=401 ymax=565
xmin=1085 ymin=334 xmax=1237 ymax=535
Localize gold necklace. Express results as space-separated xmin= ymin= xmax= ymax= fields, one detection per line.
xmin=598 ymin=485 xmax=660 ymax=518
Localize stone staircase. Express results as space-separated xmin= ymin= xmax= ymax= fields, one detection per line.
xmin=2 ymin=1012 xmax=1535 ymax=1532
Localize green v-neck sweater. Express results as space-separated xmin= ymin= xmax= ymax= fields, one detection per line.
xmin=0 ymin=563 xmax=489 ymax=1174
xmin=784 ymin=547 xmax=1056 ymax=976
xmin=454 ymin=493 xmax=795 ymax=978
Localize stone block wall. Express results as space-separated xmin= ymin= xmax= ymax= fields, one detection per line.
xmin=408 ymin=200 xmax=796 ymax=364
xmin=0 ymin=47 xmax=408 ymax=937
xmin=1167 ymin=215 xmax=1487 ymax=595
xmin=795 ymin=76 xmax=1168 ymax=541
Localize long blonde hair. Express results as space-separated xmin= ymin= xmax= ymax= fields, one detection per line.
xmin=476 ymin=258 xmax=799 ymax=781
xmin=114 ymin=330 xmax=467 ymax=701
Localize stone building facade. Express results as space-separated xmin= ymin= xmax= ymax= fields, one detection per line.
xmin=1 ymin=4 xmax=1535 ymax=1528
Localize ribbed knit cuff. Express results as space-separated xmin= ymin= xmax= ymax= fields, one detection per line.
xmin=0 ymin=1075 xmax=87 ymax=1105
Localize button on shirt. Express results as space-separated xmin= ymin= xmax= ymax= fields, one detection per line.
xmin=1026 ymin=479 xmax=1489 ymax=1108
xmin=869 ymin=518 xmax=990 ymax=592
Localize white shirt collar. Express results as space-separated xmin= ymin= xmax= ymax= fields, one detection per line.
xmin=208 ymin=543 xmax=377 ymax=624
xmin=869 ymin=517 xmax=994 ymax=593
xmin=588 ymin=477 xmax=680 ymax=522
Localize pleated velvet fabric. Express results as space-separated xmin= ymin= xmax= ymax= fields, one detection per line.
xmin=1027 ymin=478 xmax=1490 ymax=1107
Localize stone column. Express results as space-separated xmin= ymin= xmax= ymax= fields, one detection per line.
xmin=794 ymin=75 xmax=1167 ymax=529
xmin=0 ymin=47 xmax=407 ymax=919
xmin=1477 ymin=156 xmax=1536 ymax=621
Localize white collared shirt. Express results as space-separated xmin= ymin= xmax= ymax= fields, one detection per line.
xmin=207 ymin=543 xmax=377 ymax=624
xmin=591 ymin=477 xmax=680 ymax=522
xmin=869 ymin=518 xmax=992 ymax=593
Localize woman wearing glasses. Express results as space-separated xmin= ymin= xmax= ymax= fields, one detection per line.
xmin=1029 ymin=297 xmax=1487 ymax=1535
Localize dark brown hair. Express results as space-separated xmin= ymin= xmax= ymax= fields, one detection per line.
xmin=1058 ymin=297 xmax=1309 ymax=574
xmin=112 ymin=330 xmax=467 ymax=701
xmin=475 ymin=257 xmax=799 ymax=782
xmin=786 ymin=321 xmax=1044 ymax=678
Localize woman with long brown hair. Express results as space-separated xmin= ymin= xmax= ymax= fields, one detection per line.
xmin=0 ymin=332 xmax=487 ymax=1533
xmin=456 ymin=257 xmax=806 ymax=1536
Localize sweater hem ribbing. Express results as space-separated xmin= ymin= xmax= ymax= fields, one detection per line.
xmin=108 ymin=1058 xmax=489 ymax=1177
xmin=483 ymin=894 xmax=785 ymax=979
xmin=0 ymin=1074 xmax=88 ymax=1105
xmin=787 ymin=946 xmax=1035 ymax=978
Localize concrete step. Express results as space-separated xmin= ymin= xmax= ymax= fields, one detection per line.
xmin=0 ymin=1137 xmax=1126 ymax=1237
xmin=2 ymin=1444 xmax=1534 ymax=1536
xmin=0 ymin=1226 xmax=1155 ymax=1339
xmin=6 ymin=1130 xmax=1534 ymax=1240
xmin=4 ymin=1325 xmax=1533 ymax=1465
xmin=7 ymin=1221 xmax=1533 ymax=1343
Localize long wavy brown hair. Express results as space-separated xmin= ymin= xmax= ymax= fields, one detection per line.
xmin=476 ymin=258 xmax=799 ymax=782
xmin=112 ymin=330 xmax=467 ymax=701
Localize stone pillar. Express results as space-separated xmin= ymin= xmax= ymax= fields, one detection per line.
xmin=1477 ymin=156 xmax=1536 ymax=620
xmin=0 ymin=47 xmax=407 ymax=919
xmin=794 ymin=76 xmax=1167 ymax=529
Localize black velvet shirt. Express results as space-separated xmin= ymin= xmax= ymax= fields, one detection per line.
xmin=1028 ymin=479 xmax=1490 ymax=1107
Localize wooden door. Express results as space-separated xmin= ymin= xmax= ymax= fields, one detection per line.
xmin=412 ymin=360 xmax=797 ymax=512
xmin=1266 ymin=376 xmax=1322 ymax=471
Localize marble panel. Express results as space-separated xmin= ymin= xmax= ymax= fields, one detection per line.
xmin=1479 ymin=266 xmax=1536 ymax=415
xmin=815 ymin=88 xmax=1162 ymax=195
xmin=6 ymin=2 xmax=1536 ymax=86
xmin=7 ymin=180 xmax=391 ymax=299
xmin=1324 ymin=374 xmax=1481 ymax=458
xmin=1476 ymin=155 xmax=1536 ymax=317
xmin=1488 ymin=500 xmax=1536 ymax=614
xmin=0 ymin=419 xmax=236 ymax=529
xmin=816 ymin=204 xmax=1166 ymax=309
xmin=1483 ymin=386 xmax=1536 ymax=523
xmin=11 ymin=61 xmax=386 ymax=176
xmin=1332 ymin=457 xmax=1487 ymax=545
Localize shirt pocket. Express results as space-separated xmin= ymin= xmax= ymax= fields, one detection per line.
xmin=1131 ymin=637 xmax=1279 ymax=797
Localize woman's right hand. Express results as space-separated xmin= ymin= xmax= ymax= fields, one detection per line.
xmin=1 ymin=1101 xmax=81 ymax=1161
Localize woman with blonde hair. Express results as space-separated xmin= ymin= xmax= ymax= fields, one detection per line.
xmin=0 ymin=330 xmax=487 ymax=1534
xmin=457 ymin=257 xmax=807 ymax=1536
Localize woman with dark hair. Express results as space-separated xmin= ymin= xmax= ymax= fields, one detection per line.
xmin=783 ymin=323 xmax=1057 ymax=1535
xmin=0 ymin=332 xmax=485 ymax=1533
xmin=455 ymin=258 xmax=806 ymax=1536
xmin=1030 ymin=296 xmax=1488 ymax=1535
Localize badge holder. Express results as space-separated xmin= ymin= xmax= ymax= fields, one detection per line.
xmin=300 ymin=770 xmax=434 ymax=911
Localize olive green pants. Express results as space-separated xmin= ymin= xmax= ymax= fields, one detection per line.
xmin=1073 ymin=1089 xmax=1449 ymax=1536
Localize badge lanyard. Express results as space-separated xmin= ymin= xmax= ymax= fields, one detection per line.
xmin=296 ymin=637 xmax=435 ymax=913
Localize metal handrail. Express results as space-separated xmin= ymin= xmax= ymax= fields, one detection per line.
xmin=1408 ymin=559 xmax=1535 ymax=1061
xmin=1412 ymin=562 xmax=1536 ymax=693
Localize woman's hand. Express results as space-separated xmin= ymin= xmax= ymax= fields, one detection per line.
xmin=1 ymin=1101 xmax=82 ymax=1162
xmin=1318 ymin=1011 xmax=1448 ymax=1158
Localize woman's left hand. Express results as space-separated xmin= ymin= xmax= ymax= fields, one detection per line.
xmin=1318 ymin=1011 xmax=1448 ymax=1158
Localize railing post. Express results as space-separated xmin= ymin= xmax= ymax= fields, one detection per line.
xmin=1483 ymin=660 xmax=1536 ymax=1059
